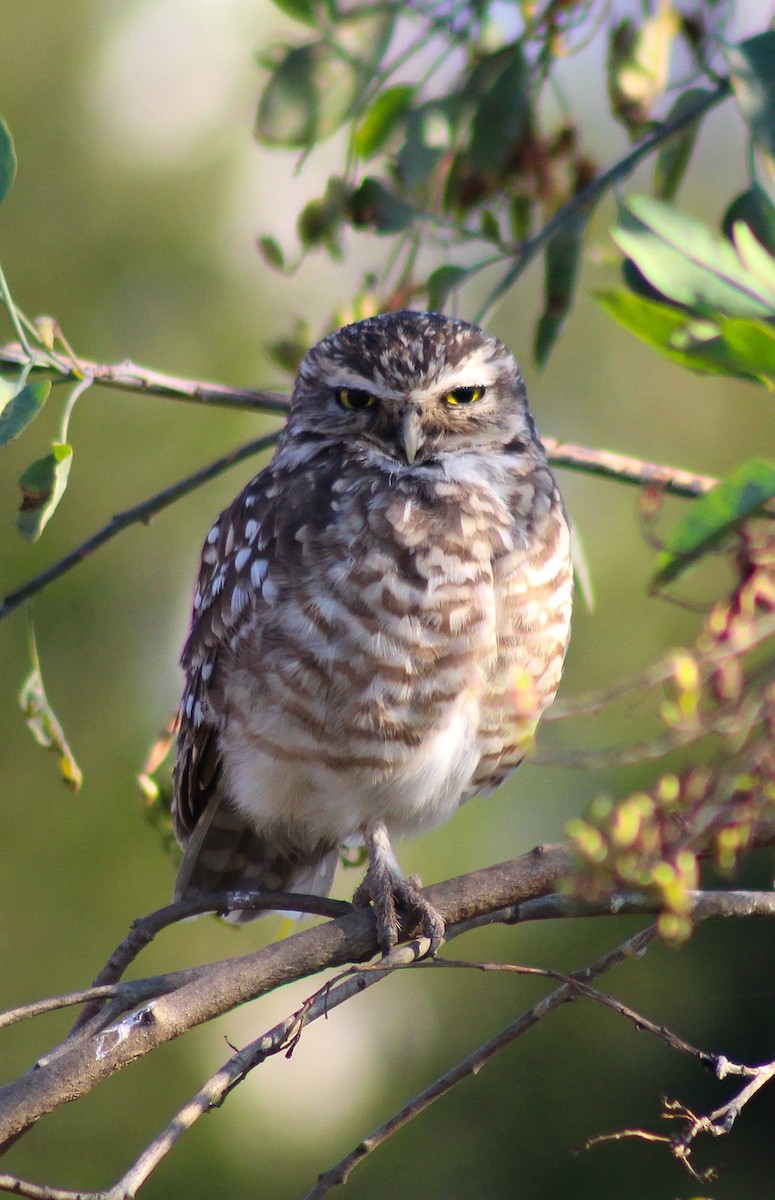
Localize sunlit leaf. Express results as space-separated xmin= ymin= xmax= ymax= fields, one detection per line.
xmin=653 ymin=458 xmax=775 ymax=586
xmin=731 ymin=221 xmax=775 ymax=293
xmin=19 ymin=638 xmax=83 ymax=792
xmin=354 ymin=84 xmax=414 ymax=160
xmin=608 ymin=8 xmax=679 ymax=133
xmin=716 ymin=314 xmax=775 ymax=382
xmin=653 ymin=89 xmax=709 ymax=200
xmin=426 ymin=265 xmax=468 ymax=312
xmin=138 ymin=715 xmax=179 ymax=861
xmin=725 ymin=31 xmax=775 ymax=171
xmin=0 ymin=119 xmax=16 ymax=207
xmin=613 ymin=195 xmax=775 ymax=316
xmin=597 ymin=289 xmax=775 ymax=383
xmin=16 ymin=442 xmax=73 ymax=543
xmin=0 ymin=380 xmax=51 ymax=447
xmin=534 ymin=219 xmax=585 ymax=366
xmin=256 ymin=42 xmax=363 ymax=148
xmin=348 ymin=177 xmax=414 ymax=234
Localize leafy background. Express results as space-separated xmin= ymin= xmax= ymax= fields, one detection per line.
xmin=1 ymin=1 xmax=775 ymax=1197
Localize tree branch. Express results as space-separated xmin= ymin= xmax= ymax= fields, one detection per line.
xmin=0 ymin=430 xmax=281 ymax=623
xmin=0 ymin=345 xmax=290 ymax=414
xmin=0 ymin=843 xmax=574 ymax=1154
xmin=303 ymin=925 xmax=659 ymax=1199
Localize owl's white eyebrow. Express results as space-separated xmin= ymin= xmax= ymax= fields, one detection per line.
xmin=327 ymin=350 xmax=506 ymax=401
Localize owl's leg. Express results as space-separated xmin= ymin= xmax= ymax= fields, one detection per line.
xmin=352 ymin=823 xmax=445 ymax=955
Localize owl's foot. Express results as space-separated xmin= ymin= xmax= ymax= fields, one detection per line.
xmin=352 ymin=824 xmax=445 ymax=955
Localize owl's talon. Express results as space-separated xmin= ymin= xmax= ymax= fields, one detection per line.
xmin=353 ymin=861 xmax=444 ymax=956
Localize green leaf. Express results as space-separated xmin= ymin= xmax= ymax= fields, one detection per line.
xmin=256 ymin=42 xmax=363 ymax=148
xmin=267 ymin=0 xmax=320 ymax=25
xmin=0 ymin=119 xmax=16 ymax=207
xmin=354 ymin=84 xmax=414 ymax=160
xmin=653 ymin=458 xmax=775 ymax=586
xmin=19 ymin=641 xmax=83 ymax=791
xmin=296 ymin=175 xmax=349 ymax=256
xmin=534 ymin=219 xmax=585 ymax=366
xmin=597 ymin=289 xmax=775 ymax=383
xmin=257 ymin=235 xmax=285 ymax=270
xmin=426 ymin=265 xmax=468 ymax=312
xmin=722 ymin=186 xmax=775 ymax=257
xmin=731 ymin=221 xmax=775 ymax=294
xmin=653 ymin=88 xmax=708 ymax=201
xmin=347 ymin=177 xmax=414 ymax=234
xmin=715 ymin=314 xmax=775 ymax=383
xmin=16 ymin=442 xmax=73 ymax=543
xmin=0 ymin=380 xmax=51 ymax=447
xmin=725 ymin=31 xmax=775 ymax=170
xmin=466 ymin=43 xmax=530 ymax=172
xmin=613 ymin=194 xmax=775 ymax=316
xmin=396 ymin=100 xmax=457 ymax=190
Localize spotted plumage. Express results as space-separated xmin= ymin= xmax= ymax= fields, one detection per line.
xmin=172 ymin=310 xmax=572 ymax=950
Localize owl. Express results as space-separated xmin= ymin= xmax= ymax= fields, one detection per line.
xmin=172 ymin=310 xmax=572 ymax=952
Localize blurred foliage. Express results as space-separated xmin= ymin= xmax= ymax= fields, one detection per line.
xmin=1 ymin=1 xmax=775 ymax=1199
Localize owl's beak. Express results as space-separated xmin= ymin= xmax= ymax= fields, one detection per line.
xmin=399 ymin=407 xmax=423 ymax=465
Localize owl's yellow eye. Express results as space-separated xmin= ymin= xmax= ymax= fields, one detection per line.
xmin=335 ymin=387 xmax=378 ymax=411
xmin=443 ymin=386 xmax=485 ymax=405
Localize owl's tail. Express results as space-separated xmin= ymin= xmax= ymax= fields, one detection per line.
xmin=173 ymin=791 xmax=339 ymax=924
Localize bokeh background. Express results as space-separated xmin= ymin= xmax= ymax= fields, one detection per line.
xmin=2 ymin=2 xmax=775 ymax=1197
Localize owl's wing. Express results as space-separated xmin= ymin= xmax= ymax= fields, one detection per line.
xmin=171 ymin=457 xmax=345 ymax=910
xmin=172 ymin=467 xmax=282 ymax=845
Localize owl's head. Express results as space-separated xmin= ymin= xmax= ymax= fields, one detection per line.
xmin=286 ymin=311 xmax=539 ymax=468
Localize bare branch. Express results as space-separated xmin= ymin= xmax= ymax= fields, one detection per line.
xmin=303 ymin=926 xmax=658 ymax=1199
xmin=0 ymin=844 xmax=575 ymax=1153
xmin=0 ymin=430 xmax=281 ymax=623
xmin=0 ymin=1175 xmax=103 ymax=1200
xmin=304 ymin=883 xmax=775 ymax=1198
xmin=0 ymin=344 xmax=290 ymax=414
xmin=542 ymin=437 xmax=720 ymax=501
xmin=0 ymin=987 xmax=118 ymax=1032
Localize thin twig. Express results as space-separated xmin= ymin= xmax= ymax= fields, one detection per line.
xmin=0 ymin=430 xmax=281 ymax=622
xmin=541 ymin=437 xmax=718 ymax=500
xmin=430 ymin=957 xmax=719 ymax=1064
xmin=0 ymin=987 xmax=119 ymax=1032
xmin=0 ymin=344 xmax=290 ymax=414
xmin=70 ymin=890 xmax=353 ymax=1033
xmin=102 ymin=940 xmax=428 ymax=1200
xmin=545 ymin=611 xmax=775 ymax=722
xmin=303 ymin=926 xmax=658 ymax=1199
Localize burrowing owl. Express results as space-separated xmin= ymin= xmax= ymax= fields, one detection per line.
xmin=172 ymin=310 xmax=572 ymax=951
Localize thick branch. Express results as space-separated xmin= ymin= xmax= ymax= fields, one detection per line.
xmin=0 ymin=843 xmax=573 ymax=1154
